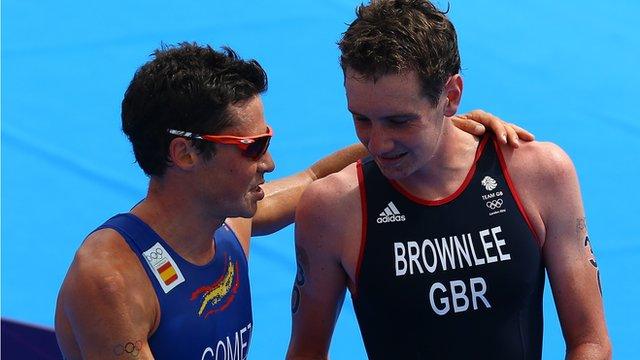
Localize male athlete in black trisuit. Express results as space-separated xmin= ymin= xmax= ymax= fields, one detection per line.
xmin=286 ymin=1 xmax=611 ymax=359
xmin=353 ymin=136 xmax=544 ymax=359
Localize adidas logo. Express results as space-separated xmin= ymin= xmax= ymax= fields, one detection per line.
xmin=376 ymin=201 xmax=406 ymax=224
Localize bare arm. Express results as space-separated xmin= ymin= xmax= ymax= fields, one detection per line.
xmin=56 ymin=231 xmax=157 ymax=359
xmin=251 ymin=144 xmax=367 ymax=236
xmin=529 ymin=144 xmax=611 ymax=359
xmin=239 ymin=110 xmax=533 ymax=239
xmin=286 ymin=174 xmax=356 ymax=359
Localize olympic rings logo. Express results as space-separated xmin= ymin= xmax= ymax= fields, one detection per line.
xmin=486 ymin=199 xmax=503 ymax=210
xmin=113 ymin=341 xmax=142 ymax=357
xmin=145 ymin=248 xmax=165 ymax=263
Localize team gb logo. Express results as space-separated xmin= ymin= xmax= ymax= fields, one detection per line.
xmin=481 ymin=176 xmax=498 ymax=191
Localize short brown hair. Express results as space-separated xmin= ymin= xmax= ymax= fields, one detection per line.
xmin=121 ymin=43 xmax=267 ymax=177
xmin=339 ymin=0 xmax=460 ymax=105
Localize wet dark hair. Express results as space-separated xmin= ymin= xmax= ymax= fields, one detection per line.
xmin=339 ymin=0 xmax=460 ymax=104
xmin=121 ymin=42 xmax=268 ymax=177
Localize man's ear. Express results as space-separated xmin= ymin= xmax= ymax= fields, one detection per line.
xmin=443 ymin=74 xmax=463 ymax=117
xmin=168 ymin=137 xmax=198 ymax=170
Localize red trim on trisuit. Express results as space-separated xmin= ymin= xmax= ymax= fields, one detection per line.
xmin=390 ymin=135 xmax=490 ymax=206
xmin=353 ymin=159 xmax=368 ymax=299
xmin=493 ymin=139 xmax=542 ymax=248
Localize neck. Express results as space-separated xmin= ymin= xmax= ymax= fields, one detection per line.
xmin=131 ymin=178 xmax=224 ymax=265
xmin=397 ymin=119 xmax=480 ymax=200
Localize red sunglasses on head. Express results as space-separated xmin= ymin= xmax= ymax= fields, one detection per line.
xmin=168 ymin=126 xmax=273 ymax=160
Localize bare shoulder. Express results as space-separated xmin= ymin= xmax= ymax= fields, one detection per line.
xmin=56 ymin=229 xmax=158 ymax=358
xmin=295 ymin=163 xmax=360 ymax=253
xmin=499 ymin=140 xmax=582 ymax=242
xmin=501 ymin=140 xmax=578 ymax=189
xmin=57 ymin=228 xmax=157 ymax=333
xmin=297 ymin=163 xmax=360 ymax=228
xmin=295 ymin=162 xmax=362 ymax=287
xmin=62 ymin=229 xmax=147 ymax=296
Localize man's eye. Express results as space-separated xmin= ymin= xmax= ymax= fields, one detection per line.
xmin=388 ymin=118 xmax=411 ymax=125
xmin=354 ymin=116 xmax=370 ymax=122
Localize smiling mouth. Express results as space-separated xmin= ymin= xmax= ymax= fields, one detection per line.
xmin=379 ymin=152 xmax=407 ymax=161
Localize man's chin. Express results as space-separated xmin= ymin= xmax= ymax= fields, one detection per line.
xmin=245 ymin=201 xmax=260 ymax=218
xmin=229 ymin=203 xmax=258 ymax=219
xmin=377 ymin=164 xmax=410 ymax=181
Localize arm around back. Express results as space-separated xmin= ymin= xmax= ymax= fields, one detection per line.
xmin=248 ymin=144 xmax=367 ymax=237
xmin=246 ymin=112 xmax=534 ymax=239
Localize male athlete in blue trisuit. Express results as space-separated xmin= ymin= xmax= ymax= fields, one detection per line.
xmin=287 ymin=1 xmax=611 ymax=359
xmin=54 ymin=43 xmax=531 ymax=359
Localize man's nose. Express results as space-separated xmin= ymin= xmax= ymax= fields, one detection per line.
xmin=366 ymin=123 xmax=394 ymax=156
xmin=259 ymin=151 xmax=275 ymax=173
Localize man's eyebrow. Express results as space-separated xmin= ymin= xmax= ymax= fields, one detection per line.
xmin=381 ymin=113 xmax=419 ymax=121
xmin=348 ymin=109 xmax=418 ymax=120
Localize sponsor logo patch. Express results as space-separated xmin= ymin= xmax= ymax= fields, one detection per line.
xmin=377 ymin=201 xmax=406 ymax=224
xmin=143 ymin=242 xmax=185 ymax=293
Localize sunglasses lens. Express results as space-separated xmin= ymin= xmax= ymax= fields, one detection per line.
xmin=243 ymin=136 xmax=271 ymax=159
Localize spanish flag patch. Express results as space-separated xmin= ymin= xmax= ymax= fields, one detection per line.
xmin=143 ymin=242 xmax=185 ymax=293
xmin=158 ymin=261 xmax=178 ymax=285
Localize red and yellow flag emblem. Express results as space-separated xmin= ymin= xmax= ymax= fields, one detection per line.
xmin=143 ymin=242 xmax=185 ymax=293
xmin=191 ymin=255 xmax=240 ymax=318
xmin=157 ymin=261 xmax=179 ymax=286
